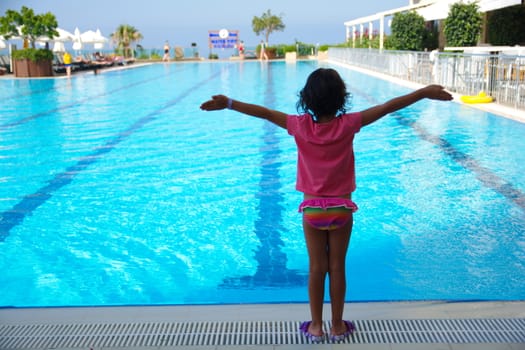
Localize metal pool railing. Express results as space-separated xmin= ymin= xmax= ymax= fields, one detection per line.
xmin=328 ymin=48 xmax=525 ymax=111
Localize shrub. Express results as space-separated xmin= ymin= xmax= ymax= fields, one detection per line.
xmin=12 ymin=48 xmax=53 ymax=62
xmin=282 ymin=44 xmax=296 ymax=53
xmin=149 ymin=52 xmax=161 ymax=59
xmin=444 ymin=2 xmax=483 ymax=47
xmin=390 ymin=11 xmax=427 ymax=50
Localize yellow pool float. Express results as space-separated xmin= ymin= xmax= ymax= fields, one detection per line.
xmin=460 ymin=91 xmax=493 ymax=104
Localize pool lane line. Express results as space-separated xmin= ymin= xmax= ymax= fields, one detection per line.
xmin=404 ymin=118 xmax=525 ymax=211
xmin=0 ymin=65 xmax=184 ymax=131
xmin=351 ymin=87 xmax=525 ymax=213
xmin=221 ymin=63 xmax=307 ymax=289
xmin=0 ymin=69 xmax=222 ymax=242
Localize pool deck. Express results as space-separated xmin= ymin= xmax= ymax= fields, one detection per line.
xmin=1 ymin=301 xmax=524 ymax=349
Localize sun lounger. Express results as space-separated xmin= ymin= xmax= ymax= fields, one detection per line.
xmin=0 ymin=55 xmax=11 ymax=73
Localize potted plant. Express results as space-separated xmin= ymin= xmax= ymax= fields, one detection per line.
xmin=0 ymin=6 xmax=59 ymax=77
xmin=11 ymin=47 xmax=54 ymax=77
xmin=283 ymin=44 xmax=297 ymax=61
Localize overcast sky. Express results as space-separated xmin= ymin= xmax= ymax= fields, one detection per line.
xmin=2 ymin=0 xmax=408 ymax=51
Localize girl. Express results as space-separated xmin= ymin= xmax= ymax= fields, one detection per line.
xmin=200 ymin=68 xmax=452 ymax=342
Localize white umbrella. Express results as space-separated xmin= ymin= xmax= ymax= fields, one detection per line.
xmin=35 ymin=28 xmax=74 ymax=52
xmin=94 ymin=29 xmax=108 ymax=49
xmin=72 ymin=27 xmax=82 ymax=51
xmin=0 ymin=27 xmax=22 ymax=44
xmin=37 ymin=27 xmax=75 ymax=43
xmin=80 ymin=29 xmax=108 ymax=49
xmin=72 ymin=41 xmax=82 ymax=50
xmin=54 ymin=28 xmax=75 ymax=42
xmin=0 ymin=36 xmax=6 ymax=49
xmin=13 ymin=26 xmax=24 ymax=40
xmin=53 ymin=41 xmax=65 ymax=52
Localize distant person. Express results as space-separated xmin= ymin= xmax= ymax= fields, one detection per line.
xmin=238 ymin=40 xmax=245 ymax=59
xmin=94 ymin=51 xmax=105 ymax=61
xmin=260 ymin=40 xmax=268 ymax=60
xmin=63 ymin=51 xmax=72 ymax=77
xmin=200 ymin=68 xmax=453 ymax=342
xmin=163 ymin=41 xmax=170 ymax=62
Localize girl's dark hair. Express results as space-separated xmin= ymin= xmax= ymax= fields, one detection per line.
xmin=296 ymin=68 xmax=351 ymax=121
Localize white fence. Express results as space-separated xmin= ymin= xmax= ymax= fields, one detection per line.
xmin=328 ymin=48 xmax=525 ymax=111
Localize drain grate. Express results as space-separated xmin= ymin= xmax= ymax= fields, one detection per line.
xmin=1 ymin=319 xmax=524 ymax=349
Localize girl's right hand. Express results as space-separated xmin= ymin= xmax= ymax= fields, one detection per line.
xmin=200 ymin=95 xmax=229 ymax=111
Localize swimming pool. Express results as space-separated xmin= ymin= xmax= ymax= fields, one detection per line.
xmin=0 ymin=61 xmax=524 ymax=307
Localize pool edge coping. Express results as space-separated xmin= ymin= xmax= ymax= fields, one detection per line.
xmin=1 ymin=301 xmax=524 ymax=325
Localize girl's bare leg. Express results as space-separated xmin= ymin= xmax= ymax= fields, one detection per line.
xmin=303 ymin=219 xmax=328 ymax=336
xmin=328 ymin=216 xmax=353 ymax=335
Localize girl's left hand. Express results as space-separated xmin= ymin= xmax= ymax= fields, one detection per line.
xmin=423 ymin=85 xmax=453 ymax=101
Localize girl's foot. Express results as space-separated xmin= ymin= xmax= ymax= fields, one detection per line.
xmin=330 ymin=320 xmax=355 ymax=342
xmin=299 ymin=321 xmax=324 ymax=342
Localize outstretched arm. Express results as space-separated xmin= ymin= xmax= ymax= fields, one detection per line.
xmin=200 ymin=95 xmax=288 ymax=129
xmin=360 ymin=84 xmax=453 ymax=127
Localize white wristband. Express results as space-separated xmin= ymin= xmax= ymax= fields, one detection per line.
xmin=227 ymin=98 xmax=233 ymax=109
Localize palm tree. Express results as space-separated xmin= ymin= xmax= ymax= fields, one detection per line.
xmin=252 ymin=9 xmax=285 ymax=45
xmin=111 ymin=24 xmax=143 ymax=58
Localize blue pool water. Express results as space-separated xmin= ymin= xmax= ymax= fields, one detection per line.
xmin=0 ymin=61 xmax=524 ymax=307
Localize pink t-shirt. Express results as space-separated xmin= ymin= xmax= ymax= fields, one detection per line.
xmin=287 ymin=112 xmax=362 ymax=196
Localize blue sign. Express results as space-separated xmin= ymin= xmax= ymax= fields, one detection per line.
xmin=208 ymin=30 xmax=239 ymax=49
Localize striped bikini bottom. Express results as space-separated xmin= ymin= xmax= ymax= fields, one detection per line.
xmin=299 ymin=198 xmax=358 ymax=231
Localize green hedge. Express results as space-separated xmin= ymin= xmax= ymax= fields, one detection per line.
xmin=487 ymin=5 xmax=525 ymax=46
xmin=265 ymin=43 xmax=319 ymax=57
xmin=12 ymin=48 xmax=54 ymax=62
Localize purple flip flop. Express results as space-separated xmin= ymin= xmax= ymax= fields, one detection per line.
xmin=330 ymin=320 xmax=355 ymax=342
